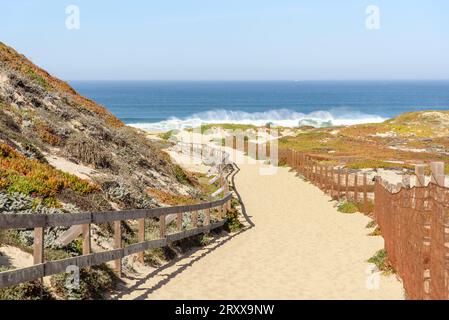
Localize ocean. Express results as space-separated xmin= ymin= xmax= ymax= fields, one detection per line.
xmin=70 ymin=81 xmax=449 ymax=132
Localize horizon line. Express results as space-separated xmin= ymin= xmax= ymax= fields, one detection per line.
xmin=67 ymin=79 xmax=449 ymax=82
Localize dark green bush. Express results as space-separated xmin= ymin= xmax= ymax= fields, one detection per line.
xmin=225 ymin=208 xmax=243 ymax=233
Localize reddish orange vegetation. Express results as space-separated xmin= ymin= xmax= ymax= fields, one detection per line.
xmin=35 ymin=122 xmax=62 ymax=146
xmin=0 ymin=143 xmax=99 ymax=203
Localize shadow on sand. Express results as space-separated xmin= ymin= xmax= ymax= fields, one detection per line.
xmin=113 ymin=161 xmax=254 ymax=300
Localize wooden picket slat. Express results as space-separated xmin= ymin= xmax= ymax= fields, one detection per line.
xmin=345 ymin=170 xmax=349 ymax=201
xmin=176 ymin=213 xmax=183 ymax=231
xmin=363 ymin=174 xmax=368 ymax=213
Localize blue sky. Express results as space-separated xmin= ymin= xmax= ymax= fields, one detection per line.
xmin=1 ymin=0 xmax=448 ymax=80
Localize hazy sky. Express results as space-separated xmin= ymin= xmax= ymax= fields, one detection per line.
xmin=1 ymin=0 xmax=448 ymax=80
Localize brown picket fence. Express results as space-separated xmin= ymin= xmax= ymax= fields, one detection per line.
xmin=286 ymin=148 xmax=449 ymax=300
xmin=286 ymin=149 xmax=375 ymax=213
xmin=375 ymin=179 xmax=449 ymax=299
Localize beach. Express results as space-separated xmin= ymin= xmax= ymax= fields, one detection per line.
xmin=116 ymin=146 xmax=404 ymax=300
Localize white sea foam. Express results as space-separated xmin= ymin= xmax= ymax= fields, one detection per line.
xmin=129 ymin=108 xmax=387 ymax=132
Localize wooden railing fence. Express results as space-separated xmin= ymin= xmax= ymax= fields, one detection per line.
xmin=0 ymin=144 xmax=233 ymax=289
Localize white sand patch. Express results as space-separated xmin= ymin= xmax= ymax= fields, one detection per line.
xmin=44 ymin=153 xmax=97 ymax=181
xmin=388 ymin=146 xmax=427 ymax=153
xmin=374 ymin=131 xmax=397 ymax=138
xmin=145 ymin=132 xmax=164 ymax=141
xmin=0 ymin=246 xmax=33 ymax=269
xmin=0 ymin=73 xmax=8 ymax=85
xmin=165 ymin=148 xmax=211 ymax=174
xmin=330 ymin=129 xmax=340 ymax=135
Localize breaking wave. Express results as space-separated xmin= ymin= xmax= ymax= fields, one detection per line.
xmin=129 ymin=108 xmax=387 ymax=132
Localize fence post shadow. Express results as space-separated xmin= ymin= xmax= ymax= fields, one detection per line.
xmin=113 ymin=226 xmax=252 ymax=300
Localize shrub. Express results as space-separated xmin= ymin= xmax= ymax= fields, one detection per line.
xmin=34 ymin=122 xmax=61 ymax=146
xmin=368 ymin=249 xmax=395 ymax=275
xmin=147 ymin=188 xmax=198 ymax=206
xmin=24 ymin=67 xmax=49 ymax=89
xmin=158 ymin=130 xmax=178 ymax=141
xmin=144 ymin=247 xmax=169 ymax=267
xmin=225 ymin=208 xmax=243 ymax=233
xmin=50 ymin=265 xmax=118 ymax=300
xmin=366 ymin=220 xmax=377 ymax=228
xmin=337 ymin=202 xmax=359 ymax=214
xmin=0 ymin=267 xmax=53 ymax=300
xmin=21 ymin=142 xmax=48 ymax=163
xmin=173 ymin=165 xmax=194 ymax=185
xmin=65 ymin=135 xmax=114 ymax=169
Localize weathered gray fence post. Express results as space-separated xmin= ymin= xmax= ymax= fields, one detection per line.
xmin=114 ymin=221 xmax=122 ymax=277
xmin=192 ymin=211 xmax=198 ymax=228
xmin=159 ymin=215 xmax=166 ymax=238
xmin=138 ymin=219 xmax=145 ymax=263
xmin=82 ymin=224 xmax=91 ymax=255
xmin=363 ymin=173 xmax=368 ymax=213
xmin=33 ymin=227 xmax=44 ymax=265
xmin=177 ymin=213 xmax=183 ymax=231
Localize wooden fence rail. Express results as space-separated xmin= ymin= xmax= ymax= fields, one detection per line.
xmin=0 ymin=193 xmax=232 ymax=289
xmin=0 ymin=143 xmax=234 ymax=289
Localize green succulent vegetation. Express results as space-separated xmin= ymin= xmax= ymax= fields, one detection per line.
xmin=24 ymin=67 xmax=49 ymax=89
xmin=337 ymin=201 xmax=359 ymax=214
xmin=158 ymin=129 xmax=178 ymax=141
xmin=368 ymin=249 xmax=395 ymax=275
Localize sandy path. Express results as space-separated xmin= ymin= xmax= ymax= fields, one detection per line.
xmin=117 ymin=158 xmax=404 ymax=300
